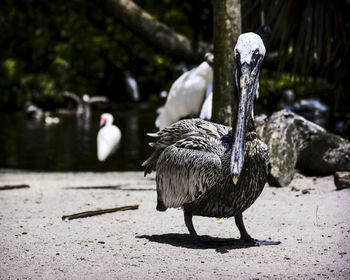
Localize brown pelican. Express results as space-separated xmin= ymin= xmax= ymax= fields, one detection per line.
xmin=143 ymin=33 xmax=280 ymax=246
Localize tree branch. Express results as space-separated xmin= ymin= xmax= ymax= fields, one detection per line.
xmin=97 ymin=0 xmax=212 ymax=63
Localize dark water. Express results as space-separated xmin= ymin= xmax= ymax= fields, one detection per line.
xmin=0 ymin=105 xmax=157 ymax=172
xmin=0 ymin=104 xmax=348 ymax=172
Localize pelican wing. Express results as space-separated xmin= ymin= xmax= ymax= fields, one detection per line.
xmin=142 ymin=118 xmax=230 ymax=175
xmin=143 ymin=118 xmax=231 ymax=209
xmin=156 ymin=135 xmax=224 ymax=208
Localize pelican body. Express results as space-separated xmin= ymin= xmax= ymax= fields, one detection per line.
xmin=143 ymin=33 xmax=279 ymax=246
xmin=97 ymin=113 xmax=121 ymax=161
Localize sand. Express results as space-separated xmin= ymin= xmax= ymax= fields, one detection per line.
xmin=0 ymin=170 xmax=349 ymax=279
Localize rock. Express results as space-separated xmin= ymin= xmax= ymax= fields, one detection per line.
xmin=334 ymin=172 xmax=350 ymax=190
xmin=256 ymin=110 xmax=299 ymax=187
xmin=296 ymin=128 xmax=350 ymax=175
xmin=256 ymin=110 xmax=350 ymax=187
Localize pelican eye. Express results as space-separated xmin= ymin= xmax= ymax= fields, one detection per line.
xmin=250 ymin=49 xmax=260 ymax=69
xmin=235 ymin=53 xmax=241 ymax=67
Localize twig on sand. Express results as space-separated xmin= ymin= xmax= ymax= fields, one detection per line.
xmin=315 ymin=205 xmax=320 ymax=227
xmin=0 ymin=184 xmax=30 ymax=191
xmin=62 ymin=205 xmax=139 ymax=221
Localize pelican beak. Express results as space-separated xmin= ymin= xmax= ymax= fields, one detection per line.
xmin=232 ymin=175 xmax=239 ymax=185
xmin=230 ymin=60 xmax=261 ymax=184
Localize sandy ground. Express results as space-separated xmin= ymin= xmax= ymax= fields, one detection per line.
xmin=0 ymin=170 xmax=349 ymax=280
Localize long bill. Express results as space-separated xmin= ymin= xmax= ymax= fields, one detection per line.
xmin=231 ymin=63 xmax=258 ymax=184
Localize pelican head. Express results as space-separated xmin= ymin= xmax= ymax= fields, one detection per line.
xmin=230 ymin=32 xmax=265 ymax=184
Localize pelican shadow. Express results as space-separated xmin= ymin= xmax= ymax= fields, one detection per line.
xmin=136 ymin=233 xmax=260 ymax=253
xmin=65 ymin=185 xmax=122 ymax=190
xmin=65 ymin=185 xmax=154 ymax=191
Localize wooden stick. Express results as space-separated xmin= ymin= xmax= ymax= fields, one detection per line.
xmin=62 ymin=205 xmax=139 ymax=221
xmin=0 ymin=184 xmax=30 ymax=191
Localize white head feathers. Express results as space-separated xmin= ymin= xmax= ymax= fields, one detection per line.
xmin=234 ymin=32 xmax=266 ymax=65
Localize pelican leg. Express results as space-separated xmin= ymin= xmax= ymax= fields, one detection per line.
xmin=184 ymin=212 xmax=232 ymax=246
xmin=184 ymin=212 xmax=200 ymax=241
xmin=156 ymin=199 xmax=167 ymax=212
xmin=234 ymin=213 xmax=280 ymax=246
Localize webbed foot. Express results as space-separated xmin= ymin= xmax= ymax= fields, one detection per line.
xmin=235 ymin=213 xmax=280 ymax=246
xmin=241 ymin=235 xmax=281 ymax=246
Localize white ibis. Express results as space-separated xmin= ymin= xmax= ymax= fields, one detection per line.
xmin=97 ymin=113 xmax=121 ymax=161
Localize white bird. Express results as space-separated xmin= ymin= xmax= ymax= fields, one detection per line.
xmin=97 ymin=113 xmax=122 ymax=161
xmin=24 ymin=102 xmax=44 ymax=120
xmin=125 ymin=71 xmax=140 ymax=102
xmin=24 ymin=102 xmax=60 ymax=125
xmin=154 ymin=91 xmax=169 ymax=128
xmin=199 ymin=80 xmax=213 ymax=120
xmin=157 ymin=54 xmax=213 ymax=130
xmin=44 ymin=112 xmax=60 ymax=125
xmin=64 ymin=91 xmax=108 ymax=119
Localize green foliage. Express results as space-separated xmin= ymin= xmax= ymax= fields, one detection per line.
xmin=0 ymin=0 xmax=347 ymax=113
xmin=243 ymin=0 xmax=350 ymax=83
xmin=0 ymin=0 xmax=212 ymax=110
xmin=258 ymin=69 xmax=343 ymax=114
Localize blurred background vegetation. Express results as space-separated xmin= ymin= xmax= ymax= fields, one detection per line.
xmin=1 ymin=0 xmax=349 ymax=117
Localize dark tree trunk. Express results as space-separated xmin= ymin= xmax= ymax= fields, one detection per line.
xmin=98 ymin=0 xmax=212 ymax=64
xmin=212 ymin=0 xmax=241 ymax=125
